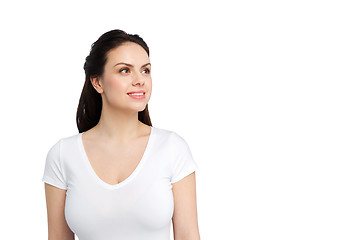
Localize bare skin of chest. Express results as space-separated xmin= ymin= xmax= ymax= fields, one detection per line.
xmin=82 ymin=130 xmax=150 ymax=185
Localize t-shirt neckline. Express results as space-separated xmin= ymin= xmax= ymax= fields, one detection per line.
xmin=77 ymin=126 xmax=155 ymax=190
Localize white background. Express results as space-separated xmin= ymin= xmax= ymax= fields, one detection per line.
xmin=0 ymin=0 xmax=359 ymax=239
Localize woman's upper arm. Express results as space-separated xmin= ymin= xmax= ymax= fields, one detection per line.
xmin=172 ymin=172 xmax=201 ymax=240
xmin=44 ymin=183 xmax=74 ymax=240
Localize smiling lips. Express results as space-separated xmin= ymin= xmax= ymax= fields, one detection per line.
xmin=127 ymin=91 xmax=145 ymax=99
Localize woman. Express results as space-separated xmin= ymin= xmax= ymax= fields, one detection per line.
xmin=42 ymin=29 xmax=200 ymax=240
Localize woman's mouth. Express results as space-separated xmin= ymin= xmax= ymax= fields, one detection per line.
xmin=127 ymin=92 xmax=145 ymax=99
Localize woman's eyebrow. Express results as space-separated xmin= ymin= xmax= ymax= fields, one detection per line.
xmin=113 ymin=62 xmax=151 ymax=68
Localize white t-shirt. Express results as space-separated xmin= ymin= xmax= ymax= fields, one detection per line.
xmin=41 ymin=126 xmax=199 ymax=240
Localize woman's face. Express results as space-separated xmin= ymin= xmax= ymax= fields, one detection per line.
xmin=96 ymin=42 xmax=152 ymax=113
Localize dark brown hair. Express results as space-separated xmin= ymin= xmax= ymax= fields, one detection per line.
xmin=76 ymin=29 xmax=152 ymax=133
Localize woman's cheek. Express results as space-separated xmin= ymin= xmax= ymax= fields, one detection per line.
xmin=109 ymin=76 xmax=126 ymax=93
xmin=106 ymin=77 xmax=126 ymax=104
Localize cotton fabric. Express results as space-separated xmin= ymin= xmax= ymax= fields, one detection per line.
xmin=41 ymin=126 xmax=199 ymax=240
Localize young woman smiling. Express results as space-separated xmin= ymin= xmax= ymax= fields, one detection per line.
xmin=42 ymin=29 xmax=200 ymax=240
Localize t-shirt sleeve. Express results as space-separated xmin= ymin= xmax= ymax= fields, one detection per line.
xmin=170 ymin=133 xmax=199 ymax=184
xmin=41 ymin=139 xmax=67 ymax=190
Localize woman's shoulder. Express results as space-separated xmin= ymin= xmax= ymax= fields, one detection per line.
xmin=46 ymin=133 xmax=81 ymax=154
xmin=152 ymin=126 xmax=188 ymax=145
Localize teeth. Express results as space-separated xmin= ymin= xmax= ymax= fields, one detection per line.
xmin=129 ymin=92 xmax=144 ymax=96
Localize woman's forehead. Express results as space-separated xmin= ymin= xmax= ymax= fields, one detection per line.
xmin=106 ymin=43 xmax=149 ymax=66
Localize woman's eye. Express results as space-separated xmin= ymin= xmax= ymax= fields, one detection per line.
xmin=120 ymin=68 xmax=150 ymax=74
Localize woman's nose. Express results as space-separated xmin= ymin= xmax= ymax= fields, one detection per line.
xmin=132 ymin=71 xmax=145 ymax=85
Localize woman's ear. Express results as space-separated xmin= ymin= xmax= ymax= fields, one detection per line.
xmin=90 ymin=76 xmax=104 ymax=94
